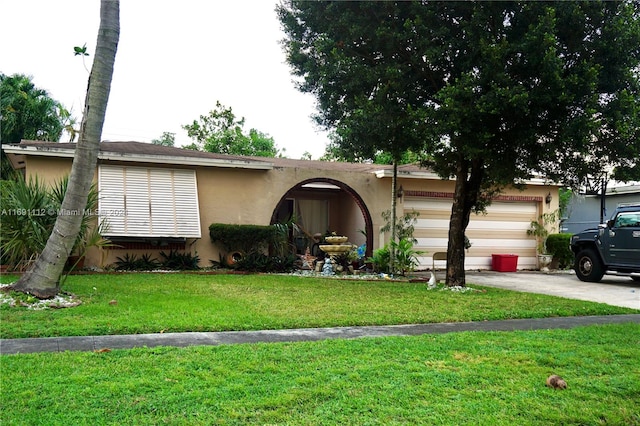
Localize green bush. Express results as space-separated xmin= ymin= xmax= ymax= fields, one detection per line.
xmin=368 ymin=245 xmax=391 ymax=274
xmin=159 ymin=250 xmax=200 ymax=270
xmin=391 ymin=238 xmax=423 ymax=276
xmin=113 ymin=253 xmax=161 ymax=271
xmin=0 ymin=176 xmax=101 ymax=271
xmin=209 ymin=223 xmax=286 ymax=254
xmin=367 ymin=239 xmax=423 ymax=276
xmin=547 ymin=233 xmax=573 ymax=269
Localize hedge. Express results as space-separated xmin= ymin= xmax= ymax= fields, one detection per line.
xmin=546 ymin=233 xmax=573 ymax=269
xmin=209 ymin=223 xmax=287 ymax=254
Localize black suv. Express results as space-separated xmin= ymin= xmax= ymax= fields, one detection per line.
xmin=570 ymin=204 xmax=640 ymax=282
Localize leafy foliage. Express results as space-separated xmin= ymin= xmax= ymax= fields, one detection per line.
xmin=546 ymin=234 xmax=574 ymax=269
xmin=1 ymin=73 xmax=74 ymax=179
xmin=0 ymin=176 xmax=102 ymax=271
xmin=113 ymin=253 xmax=160 ymax=271
xmin=113 ymin=253 xmax=142 ymax=271
xmin=278 ymin=1 xmax=640 ymax=286
xmin=368 ymin=239 xmax=423 ymax=276
xmin=380 ymin=209 xmax=420 ymax=244
xmin=0 ymin=73 xmax=68 ymax=144
xmin=209 ymin=223 xmax=287 ymax=254
xmin=0 ymin=177 xmax=56 ymax=269
xmin=390 ymin=239 xmax=424 ymax=276
xmin=182 ymin=101 xmax=281 ymax=157
xmin=368 ymin=245 xmax=391 ymax=274
xmin=151 ymin=131 xmax=175 ymax=147
xmin=159 ymin=250 xmax=200 ymax=271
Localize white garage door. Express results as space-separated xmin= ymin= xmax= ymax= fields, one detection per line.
xmin=404 ymin=197 xmax=538 ymax=270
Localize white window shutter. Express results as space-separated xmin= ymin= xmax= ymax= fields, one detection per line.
xmin=99 ymin=165 xmax=201 ymax=238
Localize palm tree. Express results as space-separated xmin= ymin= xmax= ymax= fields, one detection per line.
xmin=11 ymin=0 xmax=120 ymax=298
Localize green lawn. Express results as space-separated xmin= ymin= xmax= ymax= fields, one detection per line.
xmin=1 ymin=273 xmax=639 ymax=425
xmin=1 ymin=273 xmax=636 ymax=339
xmin=1 ymin=324 xmax=638 ymax=425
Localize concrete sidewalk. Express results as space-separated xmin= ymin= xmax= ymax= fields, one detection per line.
xmin=2 ymin=314 xmax=639 ymax=355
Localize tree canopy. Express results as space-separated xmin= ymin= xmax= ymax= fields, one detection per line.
xmin=278 ymin=1 xmax=640 ymax=285
xmin=1 ymin=73 xmax=77 ymax=178
xmin=151 ymin=131 xmax=176 ymax=147
xmin=0 ymin=73 xmax=68 ymax=144
xmin=182 ymin=101 xmax=281 ymax=157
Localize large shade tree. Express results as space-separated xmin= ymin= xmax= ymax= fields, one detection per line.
xmin=278 ymin=1 xmax=640 ymax=286
xmin=11 ymin=0 xmax=120 ymax=298
xmin=278 ymin=2 xmax=433 ymax=267
xmin=183 ymin=101 xmax=282 ymax=157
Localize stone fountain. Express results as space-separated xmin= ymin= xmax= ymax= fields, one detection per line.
xmin=318 ymin=235 xmax=354 ymax=275
xmin=319 ymin=236 xmax=352 ymax=259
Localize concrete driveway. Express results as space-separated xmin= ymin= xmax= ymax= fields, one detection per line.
xmin=465 ymin=270 xmax=640 ymax=309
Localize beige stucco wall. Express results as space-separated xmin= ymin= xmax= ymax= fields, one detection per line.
xmin=25 ymin=156 xmax=75 ymax=182
xmin=17 ymin=154 xmax=560 ymax=270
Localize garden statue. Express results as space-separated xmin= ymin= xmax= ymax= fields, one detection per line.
xmin=321 ymin=257 xmax=335 ymax=276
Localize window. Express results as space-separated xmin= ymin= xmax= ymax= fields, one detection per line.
xmin=98 ymin=165 xmax=201 ymax=238
xmin=614 ymin=212 xmax=640 ymax=228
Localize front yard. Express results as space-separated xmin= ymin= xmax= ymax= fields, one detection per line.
xmin=1 ymin=273 xmax=638 ymax=425
xmin=1 ymin=272 xmax=636 ymax=339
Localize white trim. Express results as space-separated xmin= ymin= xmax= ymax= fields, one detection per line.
xmin=373 ymin=168 xmax=554 ymax=186
xmin=2 ymin=145 xmax=273 ymax=170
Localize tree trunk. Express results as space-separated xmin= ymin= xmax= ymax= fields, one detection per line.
xmin=446 ymin=154 xmax=484 ymax=287
xmin=11 ymin=0 xmax=119 ymax=298
xmin=389 ymin=160 xmax=398 ymax=274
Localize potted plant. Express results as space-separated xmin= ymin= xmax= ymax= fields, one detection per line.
xmin=527 ymin=216 xmax=554 ymax=271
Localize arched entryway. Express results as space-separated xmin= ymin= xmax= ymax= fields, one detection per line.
xmin=270 ymin=178 xmax=373 ymax=258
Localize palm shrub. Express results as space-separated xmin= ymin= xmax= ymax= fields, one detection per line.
xmin=0 ymin=175 xmax=106 ymax=271
xmin=391 ymin=238 xmax=423 ymax=276
xmin=159 ymin=250 xmax=200 ymax=270
xmin=0 ymin=177 xmax=57 ymax=270
xmin=368 ymin=245 xmax=391 ymax=274
xmin=368 ymin=239 xmax=423 ymax=276
xmin=113 ymin=253 xmax=160 ymax=271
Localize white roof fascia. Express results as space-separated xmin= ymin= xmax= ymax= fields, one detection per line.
xmin=99 ymin=152 xmax=273 ymax=170
xmin=2 ymin=145 xmax=273 ymax=170
xmin=373 ymin=168 xmax=556 ymax=186
xmin=373 ymin=169 xmax=442 ymax=180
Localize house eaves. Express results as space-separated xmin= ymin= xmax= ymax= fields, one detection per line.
xmin=373 ymin=168 xmax=441 ymax=180
xmin=2 ymin=143 xmax=274 ymax=170
xmin=374 ymin=168 xmax=557 ymax=186
xmin=99 ymin=150 xmax=273 ymax=169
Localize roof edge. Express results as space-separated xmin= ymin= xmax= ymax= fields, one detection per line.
xmin=2 ymin=144 xmax=274 ymax=170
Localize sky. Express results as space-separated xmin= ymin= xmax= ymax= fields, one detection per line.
xmin=0 ymin=0 xmax=330 ymax=159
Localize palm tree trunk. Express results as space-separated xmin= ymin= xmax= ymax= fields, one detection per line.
xmin=12 ymin=0 xmax=119 ymax=298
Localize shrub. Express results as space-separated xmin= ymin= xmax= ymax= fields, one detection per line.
xmin=368 ymin=245 xmax=391 ymax=274
xmin=547 ymin=233 xmax=573 ymax=269
xmin=391 ymin=238 xmax=423 ymax=276
xmin=0 ymin=177 xmax=55 ymax=270
xmin=159 ymin=250 xmax=200 ymax=270
xmin=209 ymin=223 xmax=286 ymax=254
xmin=113 ymin=253 xmax=142 ymax=271
xmin=0 ymin=175 xmax=102 ymax=271
xmin=367 ymin=239 xmax=423 ymax=276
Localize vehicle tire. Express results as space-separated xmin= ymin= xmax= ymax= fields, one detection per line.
xmin=574 ymin=249 xmax=604 ymax=282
